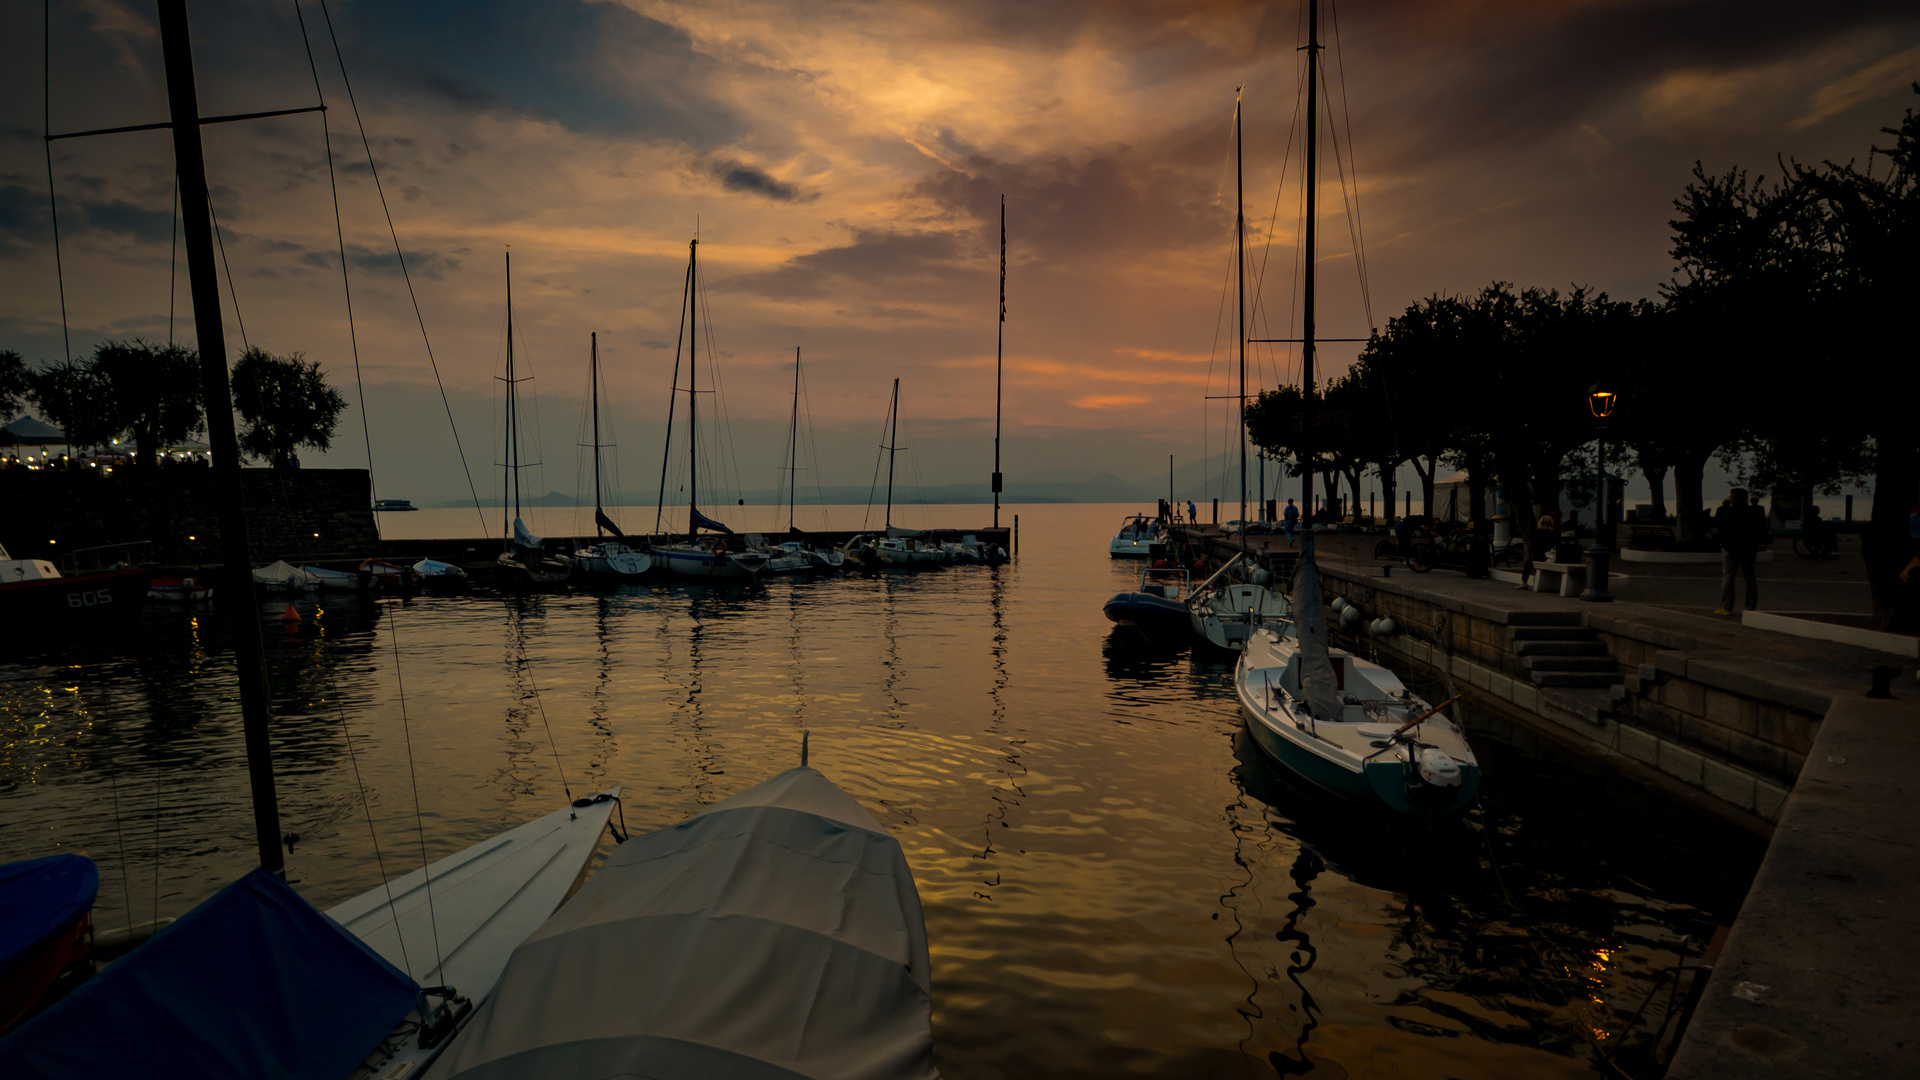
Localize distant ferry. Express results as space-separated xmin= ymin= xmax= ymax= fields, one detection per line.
xmin=373 ymin=499 xmax=418 ymax=512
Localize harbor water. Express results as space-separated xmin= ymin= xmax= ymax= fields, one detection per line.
xmin=0 ymin=503 xmax=1762 ymax=1077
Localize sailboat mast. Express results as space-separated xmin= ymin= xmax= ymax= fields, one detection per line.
xmin=654 ymin=258 xmax=691 ymax=535
xmin=993 ymin=194 xmax=1005 ymax=529
xmin=591 ymin=331 xmax=604 ymax=534
xmin=885 ymin=378 xmax=899 ymax=530
xmin=688 ymin=238 xmax=699 ymax=536
xmin=1303 ymin=0 xmax=1319 ymax=520
xmin=156 ymin=0 xmax=282 ymax=875
xmin=1236 ymin=94 xmax=1247 ymax=549
xmin=789 ymin=347 xmax=801 ymax=532
xmin=507 ymin=251 xmax=521 ymax=526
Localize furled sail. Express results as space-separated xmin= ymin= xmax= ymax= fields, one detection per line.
xmin=512 ymin=517 xmax=543 ymax=550
xmin=1290 ymin=534 xmax=1343 ymax=720
xmin=690 ymin=507 xmax=733 ymax=535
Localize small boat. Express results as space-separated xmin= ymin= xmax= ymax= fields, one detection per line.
xmin=1108 ymin=514 xmax=1163 ymax=558
xmin=412 ymin=558 xmax=470 ymax=591
xmin=251 ymin=559 xmax=318 ymax=593
xmin=869 ymin=382 xmax=945 ymax=570
xmin=434 ymin=761 xmax=937 ymax=1080
xmin=373 ymin=499 xmax=418 ymax=512
xmin=942 ymin=534 xmax=1006 ymax=565
xmin=0 ymin=854 xmax=96 ymax=1033
xmin=300 ymin=564 xmax=363 ymax=591
xmin=1235 ymin=537 xmax=1479 ymax=815
xmin=652 ymin=535 xmax=770 ymax=580
xmin=146 ymin=575 xmax=211 ymax=603
xmin=357 ymin=558 xmax=419 ymax=591
xmin=571 ymin=332 xmax=653 ymax=581
xmin=1187 ymin=554 xmax=1289 ymax=650
xmin=493 ymin=253 xmax=572 ymax=593
xmin=0 ymin=544 xmax=154 ymax=629
xmin=1103 ymin=564 xmax=1193 ymax=637
xmin=754 ymin=535 xmax=814 ymax=574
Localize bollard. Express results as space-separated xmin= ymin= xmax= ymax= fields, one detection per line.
xmin=1013 ymin=515 xmax=1019 ymax=556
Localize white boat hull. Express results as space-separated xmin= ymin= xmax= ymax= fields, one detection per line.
xmin=654 ymin=544 xmax=769 ymax=579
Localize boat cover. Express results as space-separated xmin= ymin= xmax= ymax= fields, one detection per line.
xmin=512 ymin=517 xmax=544 ymax=550
xmin=691 ymin=506 xmax=734 ymax=534
xmin=435 ymin=767 xmax=939 ymax=1080
xmin=414 ymin=558 xmax=465 ymax=577
xmin=251 ymin=559 xmax=315 ymax=588
xmin=1291 ymin=534 xmax=1343 ymax=720
xmin=0 ymin=868 xmax=418 ymax=1080
xmin=0 ymin=854 xmax=96 ymax=969
xmin=595 ymin=507 xmax=625 ymax=537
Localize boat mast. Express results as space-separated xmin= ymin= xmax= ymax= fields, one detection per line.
xmin=1236 ymin=93 xmax=1247 ymax=552
xmin=1303 ymin=0 xmax=1319 ymax=521
xmin=788 ymin=347 xmax=801 ymax=533
xmin=591 ymin=331 xmax=604 ymax=535
xmin=653 ymin=256 xmax=692 ymax=535
xmin=507 ymin=251 xmax=521 ymax=530
xmin=156 ymin=0 xmax=282 ymax=875
xmin=993 ymin=194 xmax=1005 ymax=529
xmin=884 ymin=378 xmax=899 ymax=530
xmin=688 ymin=237 xmax=699 ymax=537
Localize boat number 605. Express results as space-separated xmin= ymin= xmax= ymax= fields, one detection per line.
xmin=67 ymin=589 xmax=113 ymax=608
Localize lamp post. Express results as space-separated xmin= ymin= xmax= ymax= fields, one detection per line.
xmin=1582 ymin=383 xmax=1617 ymax=602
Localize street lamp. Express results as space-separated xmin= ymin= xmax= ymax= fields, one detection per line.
xmin=1582 ymin=382 xmax=1617 ymax=602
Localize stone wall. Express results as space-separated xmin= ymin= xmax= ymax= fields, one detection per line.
xmin=1315 ymin=565 xmax=1821 ymax=830
xmin=0 ymin=467 xmax=379 ymax=567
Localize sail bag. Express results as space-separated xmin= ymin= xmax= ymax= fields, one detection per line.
xmin=1290 ymin=534 xmax=1344 ymax=720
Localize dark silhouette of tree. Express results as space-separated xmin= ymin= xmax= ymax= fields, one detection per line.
xmin=0 ymin=351 xmax=29 ymax=421
xmin=29 ymin=358 xmax=118 ymax=449
xmin=89 ymin=339 xmax=205 ymax=469
xmin=229 ymin=347 xmax=348 ymax=469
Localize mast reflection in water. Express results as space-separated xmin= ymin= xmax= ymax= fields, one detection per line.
xmin=0 ymin=504 xmax=1760 ymax=1078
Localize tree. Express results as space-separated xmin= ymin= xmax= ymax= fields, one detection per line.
xmin=29 ymin=358 xmax=119 ymax=449
xmin=229 ymin=347 xmax=348 ymax=469
xmin=0 ymin=350 xmax=29 ymax=421
xmin=89 ymin=339 xmax=205 ymax=468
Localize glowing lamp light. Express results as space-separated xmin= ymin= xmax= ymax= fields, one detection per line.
xmin=1587 ymin=384 xmax=1618 ymax=419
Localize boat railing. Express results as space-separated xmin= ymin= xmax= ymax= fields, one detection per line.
xmin=64 ymin=539 xmax=154 ymax=573
xmin=1138 ymin=564 xmax=1190 ymax=599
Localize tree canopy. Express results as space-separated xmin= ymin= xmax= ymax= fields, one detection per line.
xmin=230 ymin=347 xmax=348 ymax=469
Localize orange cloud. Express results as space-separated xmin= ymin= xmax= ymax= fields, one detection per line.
xmin=1070 ymin=393 xmax=1152 ymax=410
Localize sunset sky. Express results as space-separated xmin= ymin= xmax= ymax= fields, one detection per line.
xmin=3 ymin=0 xmax=1916 ymax=510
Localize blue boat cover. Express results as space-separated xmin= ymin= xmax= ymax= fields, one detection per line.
xmin=0 ymin=867 xmax=419 ymax=1079
xmin=691 ymin=507 xmax=734 ymax=534
xmin=0 ymin=854 xmax=97 ymax=970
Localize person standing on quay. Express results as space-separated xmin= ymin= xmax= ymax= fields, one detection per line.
xmin=1714 ymin=488 xmax=1766 ymax=615
xmin=1282 ymin=498 xmax=1299 ymax=545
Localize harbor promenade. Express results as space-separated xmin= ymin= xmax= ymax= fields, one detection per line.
xmin=1173 ymin=522 xmax=1918 ymax=1074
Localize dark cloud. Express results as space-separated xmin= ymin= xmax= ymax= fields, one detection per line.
xmin=296 ymin=241 xmax=460 ymax=281
xmin=731 ymin=228 xmax=969 ymax=299
xmin=914 ymin=152 xmax=1216 ymax=261
xmin=703 ymin=158 xmax=818 ymax=203
xmin=0 ymin=180 xmax=174 ymax=251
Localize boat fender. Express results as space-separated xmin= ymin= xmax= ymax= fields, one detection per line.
xmin=1416 ymin=747 xmax=1462 ymax=787
xmin=1251 ymin=568 xmax=1273 ymax=587
xmin=1329 ymin=597 xmax=1346 ymax=613
xmin=1338 ymin=604 xmax=1365 ymax=630
xmin=1369 ymin=617 xmax=1397 ymax=637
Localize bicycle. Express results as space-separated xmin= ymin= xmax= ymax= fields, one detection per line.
xmin=1793 ymin=519 xmax=1839 ymax=559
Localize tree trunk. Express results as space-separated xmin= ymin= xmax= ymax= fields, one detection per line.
xmin=1646 ymin=464 xmax=1669 ymax=521
xmin=1377 ymin=462 xmax=1398 ymax=524
xmin=1672 ymin=449 xmax=1712 ymax=544
xmin=1412 ymin=455 xmax=1436 ymax=517
xmin=1863 ymin=428 xmax=1918 ymax=632
xmin=1320 ymin=471 xmax=1338 ymax=522
xmin=1465 ymin=464 xmax=1490 ymax=578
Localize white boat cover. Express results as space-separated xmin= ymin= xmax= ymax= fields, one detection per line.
xmin=512 ymin=517 xmax=543 ymax=550
xmin=1290 ymin=535 xmax=1342 ymax=720
xmin=251 ymin=560 xmax=315 ymax=589
xmin=435 ymin=767 xmax=938 ymax=1080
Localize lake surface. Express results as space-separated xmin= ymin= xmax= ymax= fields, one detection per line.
xmin=0 ymin=503 xmax=1763 ymax=1078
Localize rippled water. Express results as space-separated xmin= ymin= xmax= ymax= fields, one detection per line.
xmin=0 ymin=503 xmax=1761 ymax=1077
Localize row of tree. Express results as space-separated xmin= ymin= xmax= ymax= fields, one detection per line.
xmin=1244 ymin=89 xmax=1918 ymax=630
xmin=0 ymin=342 xmax=347 ymax=470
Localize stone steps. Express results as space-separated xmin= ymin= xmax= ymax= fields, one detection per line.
xmin=1534 ymin=671 xmax=1626 ymax=688
xmin=1514 ymin=640 xmax=1611 ymax=657
xmin=1506 ymin=622 xmax=1623 ymax=687
xmin=1524 ymin=656 xmax=1619 ymax=673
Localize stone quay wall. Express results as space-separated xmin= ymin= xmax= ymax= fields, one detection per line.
xmin=1314 ymin=564 xmax=1820 ymax=832
xmin=0 ymin=467 xmax=379 ymax=568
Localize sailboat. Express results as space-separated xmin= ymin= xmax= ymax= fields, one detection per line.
xmin=1232 ymin=1 xmax=1478 ymax=815
xmin=873 ymin=380 xmax=947 ymax=568
xmin=494 ymin=252 xmax=572 ymax=590
xmin=0 ymin=5 xmax=618 ymax=1071
xmin=571 ymin=332 xmax=653 ymax=580
xmin=650 ymin=238 xmax=770 ymax=580
xmin=1187 ymin=92 xmax=1288 ymax=650
xmin=758 ymin=349 xmax=844 ymax=574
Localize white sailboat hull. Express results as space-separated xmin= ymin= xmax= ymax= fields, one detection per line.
xmin=654 ymin=545 xmax=769 ymax=579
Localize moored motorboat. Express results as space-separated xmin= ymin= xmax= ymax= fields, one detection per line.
xmin=357 ymin=558 xmax=419 ymax=591
xmin=301 ymin=564 xmax=363 ymax=591
xmin=0 ymin=854 xmax=96 ymax=1033
xmin=146 ymin=575 xmax=211 ymax=603
xmin=1108 ymin=514 xmax=1162 ymax=558
xmin=412 ymin=557 xmax=469 ymax=587
xmin=1104 ymin=564 xmax=1193 ymax=637
xmin=1235 ymin=539 xmax=1479 ymax=815
xmin=251 ymin=559 xmax=318 ymax=593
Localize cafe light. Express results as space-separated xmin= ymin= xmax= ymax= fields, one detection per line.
xmin=1587 ymin=383 xmax=1618 ymax=419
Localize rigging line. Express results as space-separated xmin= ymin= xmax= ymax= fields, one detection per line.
xmin=168 ymin=176 xmax=179 ymax=345
xmin=695 ymin=269 xmax=745 ymax=511
xmin=43 ymin=0 xmax=70 ymax=363
xmin=321 ymin=658 xmax=417 ymax=981
xmin=1329 ymin=0 xmax=1376 ymax=330
xmin=318 ymin=0 xmax=486 ymax=537
xmin=381 ymin=610 xmax=447 ymax=982
xmin=1320 ymin=63 xmax=1371 ymax=333
xmin=150 ymin=751 xmax=162 ymax=927
xmin=206 ymin=192 xmax=249 ymax=353
xmin=518 ymin=651 xmax=573 ymax=801
xmin=294 ymin=0 xmax=379 ymax=540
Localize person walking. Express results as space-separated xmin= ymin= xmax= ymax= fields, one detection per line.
xmin=1281 ymin=498 xmax=1299 ymax=545
xmin=1714 ymin=488 xmax=1766 ymax=615
xmin=1188 ymin=499 xmax=1197 ymax=526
